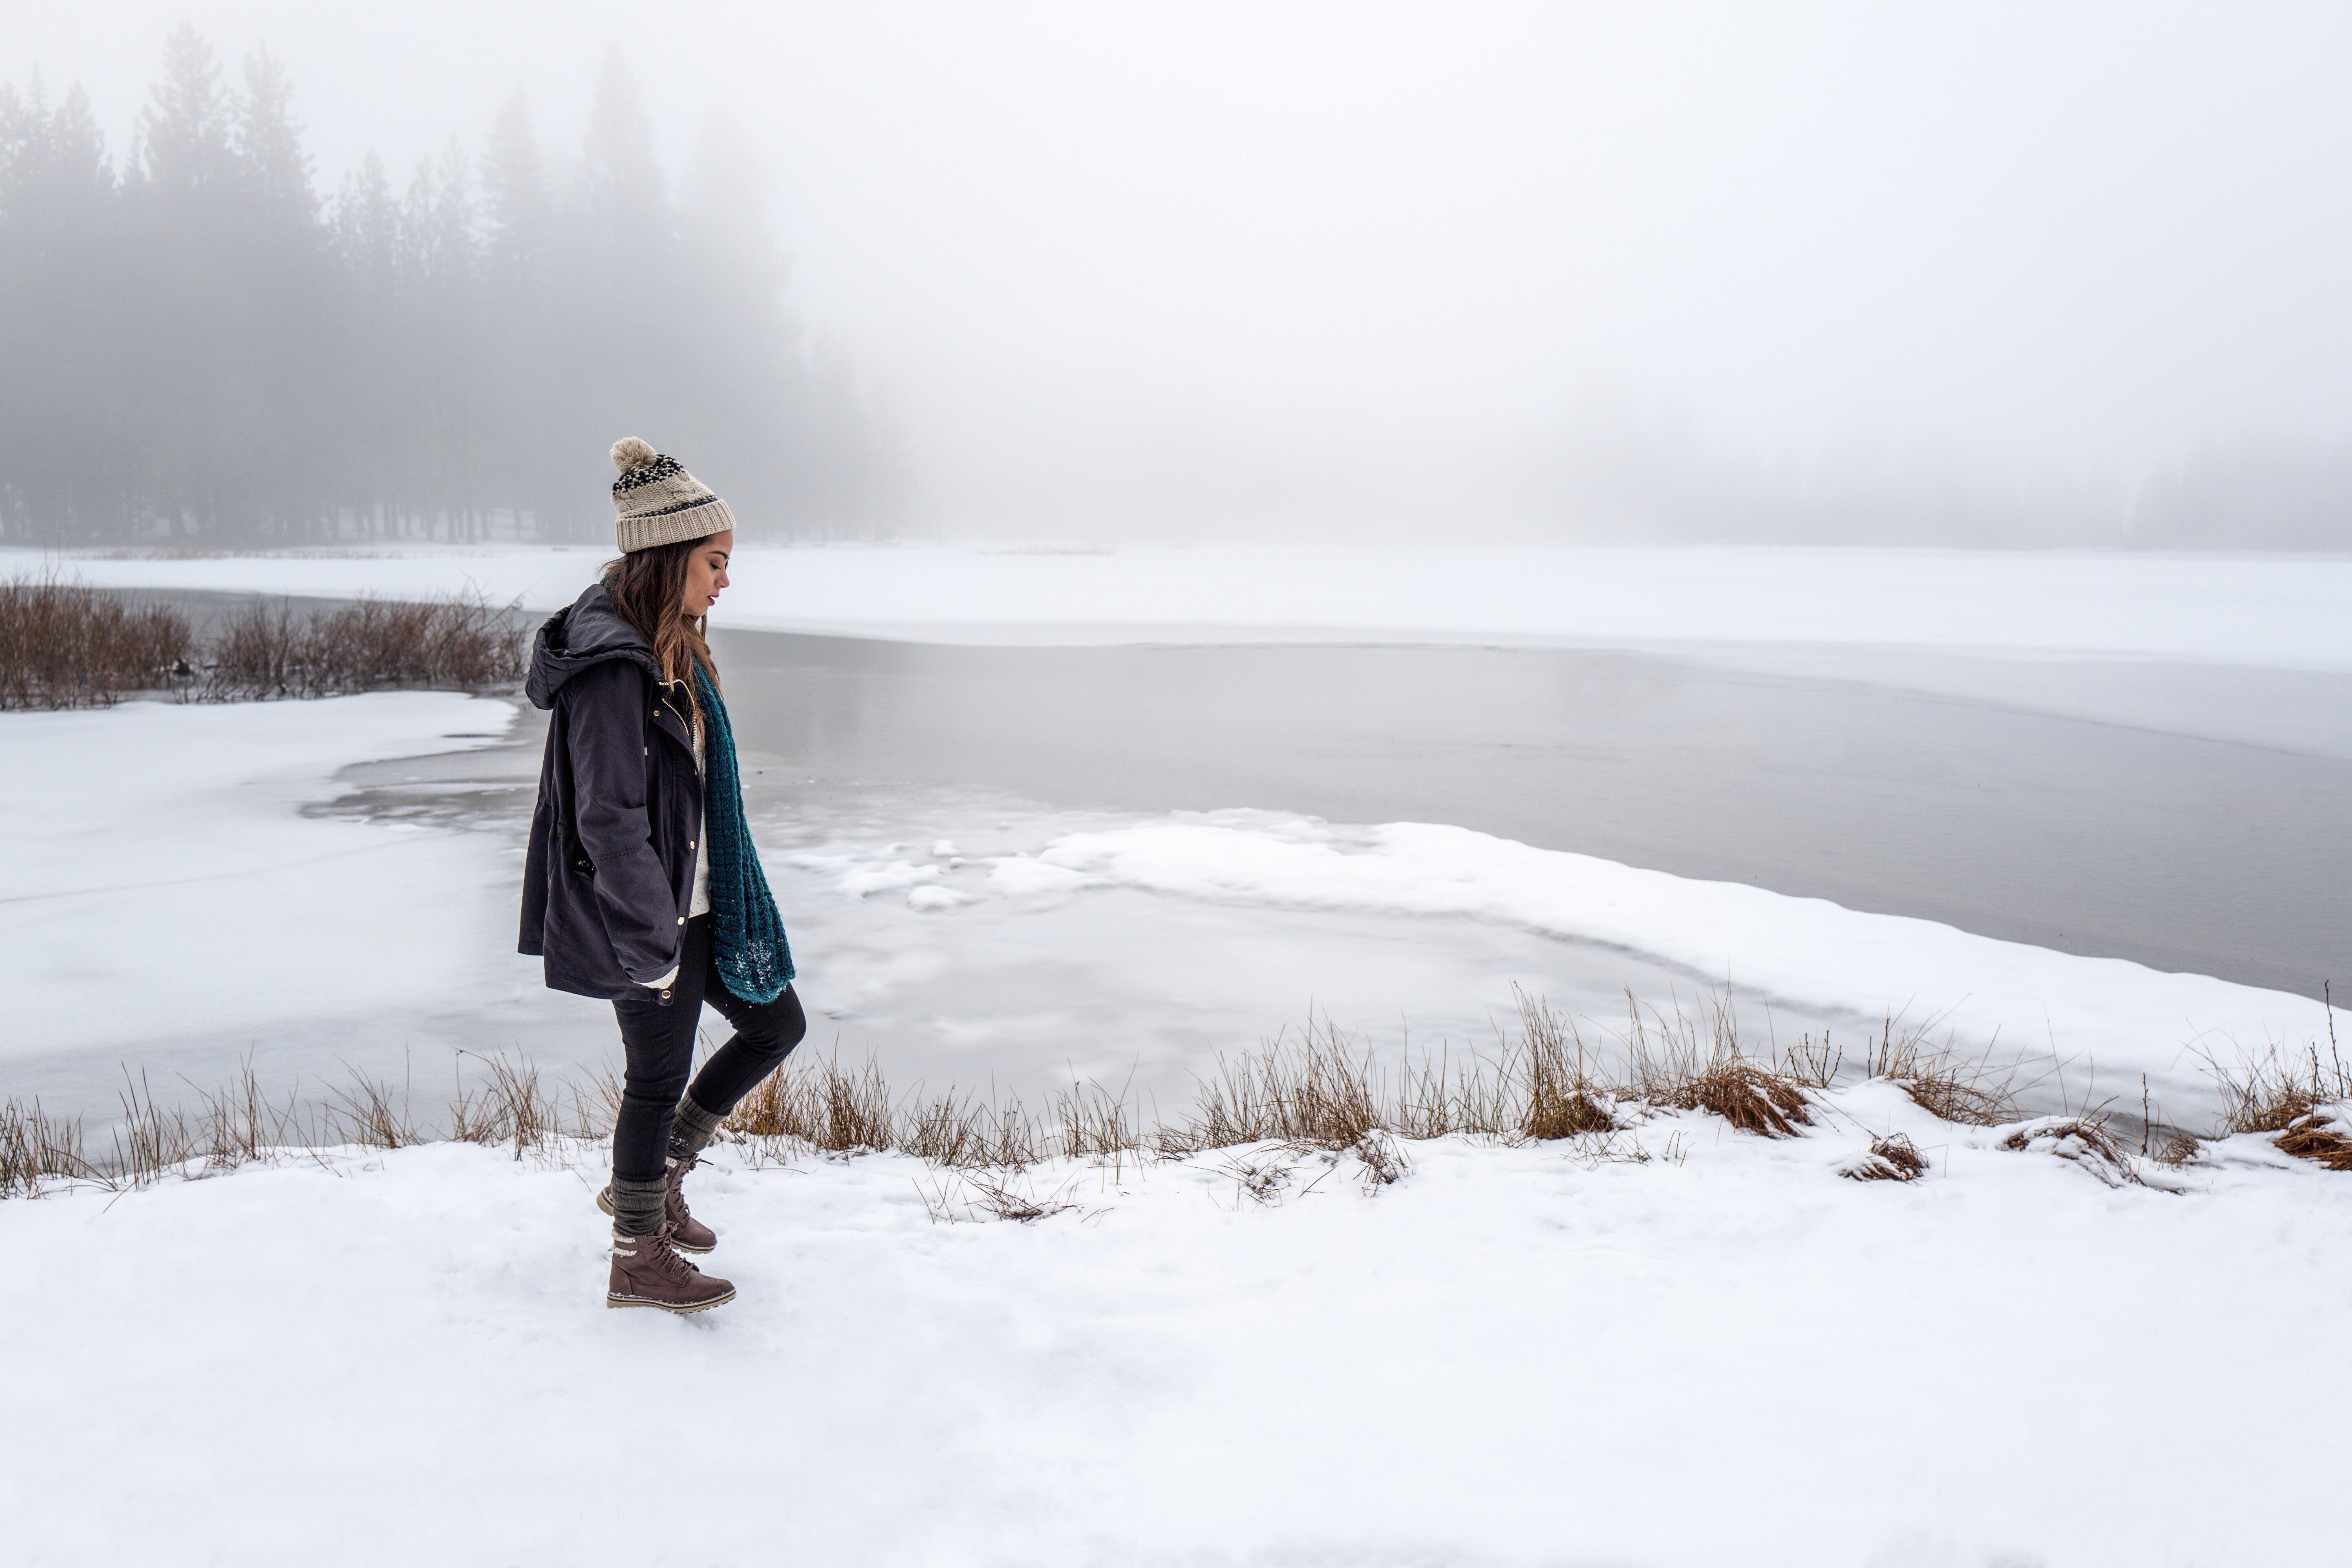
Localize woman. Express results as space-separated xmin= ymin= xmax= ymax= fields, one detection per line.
xmin=518 ymin=437 xmax=805 ymax=1314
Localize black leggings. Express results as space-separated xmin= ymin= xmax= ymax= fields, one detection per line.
xmin=610 ymin=914 xmax=807 ymax=1182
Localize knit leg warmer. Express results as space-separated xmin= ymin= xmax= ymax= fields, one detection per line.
xmin=607 ymin=1175 xmax=669 ymax=1238
xmin=669 ymin=1095 xmax=727 ymax=1161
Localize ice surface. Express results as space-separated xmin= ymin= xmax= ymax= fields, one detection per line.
xmin=5 ymin=698 xmax=2335 ymax=1140
xmin=5 ymin=1089 xmax=2348 ymax=1566
xmin=1008 ymin=811 xmax=2341 ymax=1123
xmin=0 ymin=695 xmax=520 ymax=1081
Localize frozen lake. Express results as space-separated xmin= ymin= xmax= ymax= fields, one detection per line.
xmin=9 ymin=569 xmax=2348 ymax=1129
xmin=707 ymin=626 xmax=2352 ymax=999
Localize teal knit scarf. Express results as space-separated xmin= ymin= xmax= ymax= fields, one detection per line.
xmin=695 ymin=666 xmax=794 ymax=1004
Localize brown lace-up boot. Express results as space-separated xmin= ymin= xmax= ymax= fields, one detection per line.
xmin=606 ymin=1221 xmax=735 ymax=1313
xmin=596 ymin=1156 xmax=717 ymax=1254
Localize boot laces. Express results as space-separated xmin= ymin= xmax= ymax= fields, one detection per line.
xmin=665 ymin=1155 xmax=700 ymax=1220
xmin=648 ymin=1221 xmax=701 ymax=1277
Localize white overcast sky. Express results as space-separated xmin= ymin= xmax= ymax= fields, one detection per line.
xmin=15 ymin=1 xmax=2352 ymax=532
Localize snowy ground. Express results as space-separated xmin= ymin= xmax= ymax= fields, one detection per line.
xmin=7 ymin=1087 xmax=2348 ymax=1567
xmin=14 ymin=540 xmax=2352 ymax=667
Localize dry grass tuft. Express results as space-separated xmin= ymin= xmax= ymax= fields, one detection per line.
xmin=188 ymin=1059 xmax=306 ymax=1171
xmin=0 ymin=1099 xmax=94 ymax=1196
xmin=2200 ymin=1006 xmax=2352 ymax=1171
xmin=1181 ymin=1017 xmax=1390 ymax=1153
xmin=1348 ymin=1129 xmax=1412 ymax=1189
xmin=1683 ymin=1056 xmax=1813 ymax=1137
xmin=447 ymin=1053 xmax=594 ymax=1158
xmin=1840 ymin=1132 xmax=1930 ymax=1182
xmin=913 ymin=1167 xmax=1081 ymax=1224
xmin=898 ymin=1088 xmax=1035 ymax=1169
xmin=1783 ymin=1011 xmax=2018 ymax=1126
xmin=1612 ymin=993 xmax=1813 ymax=1138
xmin=962 ymin=1169 xmax=1079 ymax=1222
xmin=1217 ymin=1147 xmax=1300 ymax=1205
xmin=1999 ymin=1114 xmax=2141 ymax=1188
xmin=1514 ymin=988 xmax=1617 ymax=1140
xmin=326 ymin=1066 xmax=420 ymax=1150
xmin=1057 ymin=1076 xmax=1143 ymax=1162
xmin=721 ymin=1048 xmax=898 ymax=1154
xmin=2272 ymin=1112 xmax=2352 ymax=1171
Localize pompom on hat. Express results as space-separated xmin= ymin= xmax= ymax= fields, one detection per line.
xmin=609 ymin=437 xmax=736 ymax=552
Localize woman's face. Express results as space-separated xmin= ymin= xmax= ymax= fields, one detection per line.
xmin=682 ymin=530 xmax=733 ymax=619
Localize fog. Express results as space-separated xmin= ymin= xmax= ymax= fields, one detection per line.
xmin=11 ymin=1 xmax=2352 ymax=545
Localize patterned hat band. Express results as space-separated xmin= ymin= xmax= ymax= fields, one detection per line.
xmin=609 ymin=437 xmax=734 ymax=553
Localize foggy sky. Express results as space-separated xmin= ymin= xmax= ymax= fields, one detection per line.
xmin=15 ymin=1 xmax=2352 ymax=540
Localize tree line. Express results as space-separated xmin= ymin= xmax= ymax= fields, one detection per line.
xmin=0 ymin=26 xmax=905 ymax=546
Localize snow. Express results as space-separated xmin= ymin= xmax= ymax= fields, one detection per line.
xmin=6 ymin=1089 xmax=2348 ymax=1566
xmin=6 ymin=700 xmax=2335 ymax=1136
xmin=0 ymin=694 xmax=519 ymax=1071
xmin=994 ymin=812 xmax=2343 ymax=1125
xmin=9 ymin=562 xmax=2351 ymax=1563
xmin=16 ymin=540 xmax=2352 ymax=667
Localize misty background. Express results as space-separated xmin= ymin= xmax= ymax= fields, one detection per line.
xmin=6 ymin=2 xmax=2352 ymax=547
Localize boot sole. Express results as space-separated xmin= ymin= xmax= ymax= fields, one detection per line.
xmin=596 ymin=1187 xmax=717 ymax=1254
xmin=605 ymin=1287 xmax=737 ymax=1314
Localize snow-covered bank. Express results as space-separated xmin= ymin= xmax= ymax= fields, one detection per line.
xmin=0 ymin=694 xmax=519 ymax=1067
xmin=6 ymin=1089 xmax=2348 ymax=1567
xmin=15 ymin=541 xmax=2352 ymax=667
xmin=983 ymin=813 xmax=2346 ymax=1125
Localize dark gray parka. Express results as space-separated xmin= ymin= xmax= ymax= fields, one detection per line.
xmin=517 ymin=582 xmax=703 ymax=999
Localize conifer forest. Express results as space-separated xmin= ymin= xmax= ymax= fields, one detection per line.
xmin=0 ymin=26 xmax=903 ymax=545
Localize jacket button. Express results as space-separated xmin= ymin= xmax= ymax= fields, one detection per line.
xmin=642 ymin=747 xmax=649 ymax=756
xmin=677 ymin=916 xmax=686 ymax=925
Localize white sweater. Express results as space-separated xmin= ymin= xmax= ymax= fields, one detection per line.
xmin=643 ymin=727 xmax=711 ymax=991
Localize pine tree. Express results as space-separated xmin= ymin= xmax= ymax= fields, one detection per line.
xmin=0 ymin=31 xmax=905 ymax=544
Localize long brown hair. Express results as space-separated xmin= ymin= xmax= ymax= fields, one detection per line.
xmin=602 ymin=539 xmax=719 ymax=721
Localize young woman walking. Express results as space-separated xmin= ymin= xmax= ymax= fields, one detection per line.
xmin=518 ymin=437 xmax=805 ymax=1314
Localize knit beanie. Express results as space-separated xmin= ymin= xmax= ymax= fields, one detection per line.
xmin=609 ymin=437 xmax=736 ymax=552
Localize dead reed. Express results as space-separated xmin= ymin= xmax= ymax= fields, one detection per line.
xmin=716 ymin=988 xmax=1820 ymax=1174
xmin=1779 ymin=1010 xmax=2018 ymax=1126
xmin=0 ymin=1051 xmax=609 ymax=1196
xmin=0 ymin=1099 xmax=94 ymax=1196
xmin=203 ymin=591 xmax=526 ymax=700
xmin=1614 ymin=991 xmax=1813 ymax=1137
xmin=1511 ymin=988 xmax=1617 ymax=1139
xmin=447 ymin=1053 xmax=606 ymax=1159
xmin=0 ymin=578 xmax=524 ymax=709
xmin=0 ymin=579 xmax=191 ymax=709
xmin=13 ymin=986 xmax=2227 ymax=1201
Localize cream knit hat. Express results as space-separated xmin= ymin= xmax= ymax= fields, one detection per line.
xmin=609 ymin=437 xmax=736 ymax=552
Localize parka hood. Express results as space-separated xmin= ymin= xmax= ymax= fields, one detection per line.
xmin=524 ymin=581 xmax=659 ymax=710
